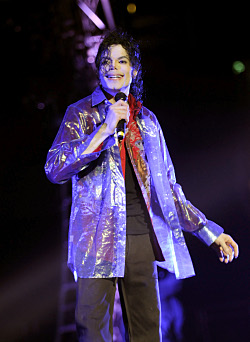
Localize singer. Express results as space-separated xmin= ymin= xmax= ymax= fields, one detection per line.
xmin=45 ymin=29 xmax=239 ymax=342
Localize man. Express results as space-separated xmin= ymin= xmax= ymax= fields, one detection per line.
xmin=45 ymin=29 xmax=239 ymax=342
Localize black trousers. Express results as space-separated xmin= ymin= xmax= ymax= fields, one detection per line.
xmin=75 ymin=234 xmax=162 ymax=342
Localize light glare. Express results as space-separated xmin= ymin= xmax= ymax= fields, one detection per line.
xmin=127 ymin=3 xmax=136 ymax=14
xmin=232 ymin=60 xmax=245 ymax=74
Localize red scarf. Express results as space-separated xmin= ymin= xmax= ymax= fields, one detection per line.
xmin=119 ymin=94 xmax=142 ymax=177
xmin=93 ymin=94 xmax=142 ymax=179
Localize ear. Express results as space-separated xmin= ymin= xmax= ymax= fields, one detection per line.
xmin=132 ymin=69 xmax=138 ymax=79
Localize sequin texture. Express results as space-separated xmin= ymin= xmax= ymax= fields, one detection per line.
xmin=45 ymin=87 xmax=223 ymax=280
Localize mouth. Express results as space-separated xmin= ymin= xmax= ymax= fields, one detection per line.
xmin=105 ymin=74 xmax=123 ymax=79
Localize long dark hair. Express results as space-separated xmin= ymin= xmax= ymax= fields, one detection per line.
xmin=95 ymin=29 xmax=143 ymax=102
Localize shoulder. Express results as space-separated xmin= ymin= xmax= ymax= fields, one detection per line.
xmin=64 ymin=93 xmax=101 ymax=124
xmin=67 ymin=86 xmax=105 ymax=115
xmin=140 ymin=105 xmax=159 ymax=126
xmin=63 ymin=91 xmax=103 ymax=131
xmin=67 ymin=94 xmax=93 ymax=112
xmin=141 ymin=105 xmax=154 ymax=116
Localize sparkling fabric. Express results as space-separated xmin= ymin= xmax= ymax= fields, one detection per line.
xmin=45 ymin=86 xmax=223 ymax=279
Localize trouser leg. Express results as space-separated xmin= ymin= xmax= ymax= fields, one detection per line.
xmin=75 ymin=277 xmax=116 ymax=342
xmin=119 ymin=234 xmax=162 ymax=342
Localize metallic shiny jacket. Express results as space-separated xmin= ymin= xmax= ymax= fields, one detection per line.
xmin=45 ymin=87 xmax=223 ymax=279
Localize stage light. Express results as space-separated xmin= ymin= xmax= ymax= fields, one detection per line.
xmin=232 ymin=60 xmax=245 ymax=74
xmin=87 ymin=56 xmax=95 ymax=64
xmin=37 ymin=102 xmax=45 ymax=110
xmin=127 ymin=3 xmax=136 ymax=14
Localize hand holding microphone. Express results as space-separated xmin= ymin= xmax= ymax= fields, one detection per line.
xmin=115 ymin=92 xmax=128 ymax=141
xmin=104 ymin=92 xmax=129 ymax=140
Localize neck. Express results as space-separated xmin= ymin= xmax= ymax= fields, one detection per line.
xmin=101 ymin=87 xmax=129 ymax=104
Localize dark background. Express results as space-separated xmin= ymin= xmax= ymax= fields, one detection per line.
xmin=1 ymin=1 xmax=249 ymax=341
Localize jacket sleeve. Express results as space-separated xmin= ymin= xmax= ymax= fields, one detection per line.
xmin=157 ymin=120 xmax=223 ymax=246
xmin=44 ymin=104 xmax=115 ymax=184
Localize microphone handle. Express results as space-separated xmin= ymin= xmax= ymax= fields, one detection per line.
xmin=114 ymin=92 xmax=127 ymax=141
xmin=117 ymin=119 xmax=126 ymax=141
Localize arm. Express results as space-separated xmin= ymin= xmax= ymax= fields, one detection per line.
xmin=170 ymin=183 xmax=239 ymax=262
xmin=44 ymin=104 xmax=112 ymax=184
xmin=45 ymin=99 xmax=129 ymax=184
xmin=156 ymin=119 xmax=239 ymax=261
xmin=83 ymin=99 xmax=129 ymax=154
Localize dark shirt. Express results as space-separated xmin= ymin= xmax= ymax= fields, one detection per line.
xmin=125 ymin=147 xmax=152 ymax=235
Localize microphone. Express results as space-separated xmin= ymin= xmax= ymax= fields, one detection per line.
xmin=114 ymin=92 xmax=127 ymax=141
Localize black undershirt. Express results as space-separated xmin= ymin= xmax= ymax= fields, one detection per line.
xmin=125 ymin=147 xmax=152 ymax=235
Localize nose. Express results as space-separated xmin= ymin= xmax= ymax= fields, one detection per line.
xmin=109 ymin=59 xmax=118 ymax=70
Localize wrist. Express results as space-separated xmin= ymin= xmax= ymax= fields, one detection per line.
xmin=100 ymin=123 xmax=114 ymax=137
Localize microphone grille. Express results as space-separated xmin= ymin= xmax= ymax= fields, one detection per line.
xmin=115 ymin=92 xmax=127 ymax=102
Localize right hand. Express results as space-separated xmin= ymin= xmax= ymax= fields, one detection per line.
xmin=104 ymin=100 xmax=130 ymax=135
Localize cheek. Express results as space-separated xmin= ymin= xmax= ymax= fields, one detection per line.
xmin=98 ymin=69 xmax=107 ymax=84
xmin=127 ymin=72 xmax=133 ymax=84
xmin=99 ymin=66 xmax=105 ymax=77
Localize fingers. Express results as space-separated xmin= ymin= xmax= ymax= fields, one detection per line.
xmin=229 ymin=239 xmax=239 ymax=259
xmin=104 ymin=101 xmax=130 ymax=135
xmin=223 ymin=236 xmax=239 ymax=263
xmin=213 ymin=233 xmax=239 ymax=264
xmin=116 ymin=99 xmax=128 ymax=106
xmin=109 ymin=101 xmax=130 ymax=123
xmin=219 ymin=244 xmax=238 ymax=264
xmin=114 ymin=100 xmax=130 ymax=121
xmin=219 ymin=247 xmax=230 ymax=263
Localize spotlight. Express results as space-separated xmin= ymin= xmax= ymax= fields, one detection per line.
xmin=232 ymin=60 xmax=245 ymax=74
xmin=37 ymin=102 xmax=45 ymax=110
xmin=127 ymin=3 xmax=136 ymax=14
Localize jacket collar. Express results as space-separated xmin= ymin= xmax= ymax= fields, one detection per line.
xmin=91 ymin=86 xmax=107 ymax=107
xmin=91 ymin=86 xmax=142 ymax=119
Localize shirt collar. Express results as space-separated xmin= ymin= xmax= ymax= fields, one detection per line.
xmin=91 ymin=86 xmax=107 ymax=107
xmin=91 ymin=86 xmax=142 ymax=119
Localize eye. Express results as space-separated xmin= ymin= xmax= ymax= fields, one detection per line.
xmin=101 ymin=58 xmax=111 ymax=66
xmin=119 ymin=59 xmax=128 ymax=64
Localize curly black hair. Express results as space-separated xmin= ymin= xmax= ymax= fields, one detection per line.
xmin=95 ymin=28 xmax=143 ymax=102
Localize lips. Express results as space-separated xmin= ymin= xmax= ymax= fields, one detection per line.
xmin=105 ymin=74 xmax=123 ymax=79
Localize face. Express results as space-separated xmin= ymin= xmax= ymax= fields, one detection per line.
xmin=98 ymin=44 xmax=137 ymax=98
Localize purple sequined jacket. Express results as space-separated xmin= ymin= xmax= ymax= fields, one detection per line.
xmin=45 ymin=87 xmax=223 ymax=279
